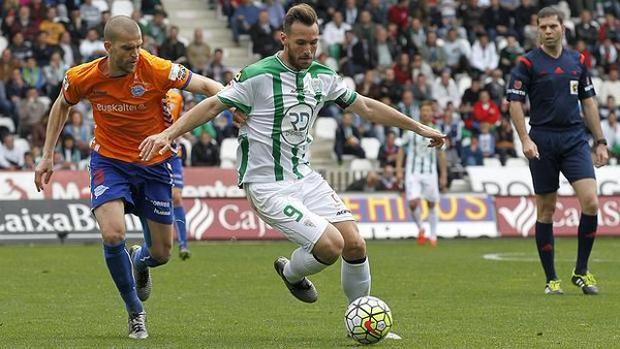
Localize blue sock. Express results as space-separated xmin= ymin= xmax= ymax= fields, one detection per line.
xmin=133 ymin=242 xmax=167 ymax=272
xmin=174 ymin=206 xmax=188 ymax=249
xmin=103 ymin=241 xmax=143 ymax=315
xmin=576 ymin=213 xmax=597 ymax=275
xmin=535 ymin=222 xmax=557 ymax=283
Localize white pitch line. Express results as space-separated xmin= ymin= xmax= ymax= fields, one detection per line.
xmin=483 ymin=252 xmax=614 ymax=263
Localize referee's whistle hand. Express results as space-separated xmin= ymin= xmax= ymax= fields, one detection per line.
xmin=522 ymin=138 xmax=539 ymax=160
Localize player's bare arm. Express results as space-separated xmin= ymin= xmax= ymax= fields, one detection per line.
xmin=508 ymin=100 xmax=539 ymax=159
xmin=184 ymin=73 xmax=225 ymax=97
xmin=346 ymin=94 xmax=446 ymax=148
xmin=581 ymin=96 xmax=609 ymax=167
xmin=438 ymin=149 xmax=448 ymax=192
xmin=139 ymin=95 xmax=227 ymax=161
xmin=34 ymin=93 xmax=72 ymax=192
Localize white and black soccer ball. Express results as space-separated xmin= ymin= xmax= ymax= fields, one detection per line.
xmin=344 ymin=296 xmax=393 ymax=345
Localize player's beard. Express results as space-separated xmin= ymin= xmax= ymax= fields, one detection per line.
xmin=286 ymin=47 xmax=312 ymax=70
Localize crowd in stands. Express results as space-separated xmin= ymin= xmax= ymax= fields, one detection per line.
xmin=1 ymin=0 xmax=620 ymax=192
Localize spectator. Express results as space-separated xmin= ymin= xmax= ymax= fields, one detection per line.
xmin=0 ymin=81 xmax=18 ymax=125
xmin=365 ymin=0 xmax=388 ymax=26
xmin=495 ymin=117 xmax=517 ymax=165
xmin=250 ymin=10 xmax=279 ymax=58
xmin=499 ymin=34 xmax=524 ymax=75
xmin=39 ymin=6 xmax=66 ymax=45
xmin=575 ymin=40 xmax=594 ymax=70
xmin=230 ymin=0 xmax=261 ymax=45
xmin=522 ymin=14 xmax=539 ymax=51
xmin=191 ymin=131 xmax=220 ymax=166
xmin=159 ymin=25 xmax=187 ymax=64
xmin=379 ymin=68 xmax=403 ymax=104
xmin=437 ymin=102 xmax=464 ymax=151
xmin=411 ymin=73 xmax=432 ymax=102
xmin=0 ymin=49 xmax=19 ymax=83
xmin=599 ymin=13 xmax=620 ymax=43
xmin=392 ymin=52 xmax=412 ymax=85
xmin=574 ymin=10 xmax=599 ymax=52
xmin=354 ymin=10 xmax=376 ymax=46
xmin=388 ymin=0 xmax=409 ymax=29
xmin=379 ymin=164 xmax=399 ymax=191
xmin=22 ymin=151 xmax=36 ymax=170
xmin=80 ymin=0 xmax=102 ymax=29
xmin=334 ymin=112 xmax=366 ymax=164
xmin=482 ymin=0 xmax=510 ymax=40
xmin=340 ymin=0 xmax=359 ymax=26
xmin=204 ymin=48 xmax=228 ymax=84
xmin=186 ymin=29 xmax=211 ymax=72
xmin=79 ymin=29 xmax=106 ymax=62
xmin=356 ymin=69 xmax=382 ymax=101
xmin=598 ymin=38 xmax=618 ymax=72
xmin=469 ymin=90 xmax=500 ymax=130
xmin=484 ymin=68 xmax=505 ymax=106
xmin=145 ymin=9 xmax=168 ymax=46
xmin=43 ymin=51 xmax=68 ymax=98
xmin=6 ymin=68 xmax=28 ymax=105
xmin=30 ymin=0 xmax=47 ymax=21
xmin=420 ymin=31 xmax=447 ymax=75
xmin=398 ymin=90 xmax=418 ymax=121
xmin=599 ymin=67 xmax=620 ymax=104
xmin=461 ymin=135 xmax=484 ymax=166
xmin=21 ymin=57 xmax=45 ymax=92
xmin=32 ymin=31 xmax=60 ymax=66
xmin=514 ymin=0 xmax=537 ymax=39
xmin=478 ymin=122 xmax=495 ymax=158
xmin=322 ymin=11 xmax=350 ymax=59
xmin=18 ymin=87 xmax=47 ymax=137
xmin=600 ymin=95 xmax=619 ymax=120
xmin=57 ymin=134 xmax=82 ymax=168
xmin=9 ymin=32 xmax=33 ymax=62
xmin=443 ymin=27 xmax=471 ymax=74
xmin=378 ymin=131 xmax=400 ymax=167
xmin=93 ymin=10 xmax=112 ymax=38
xmin=459 ymin=0 xmax=484 ymax=41
xmin=411 ymin=53 xmax=434 ymax=82
xmin=0 ymin=133 xmax=27 ymax=169
xmin=433 ymin=70 xmax=460 ymax=109
xmin=63 ymin=110 xmax=91 ymax=155
xmin=67 ymin=9 xmax=89 ymax=43
xmin=58 ymin=31 xmax=81 ymax=67
xmin=372 ymin=25 xmax=397 ymax=71
xmin=470 ymin=32 xmax=498 ymax=75
xmin=601 ymin=112 xmax=620 ymax=160
xmin=264 ymin=0 xmax=285 ymax=29
xmin=403 ymin=18 xmax=426 ymax=54
xmin=339 ymin=30 xmax=371 ymax=77
xmin=10 ymin=6 xmax=39 ymax=43
xmin=141 ymin=0 xmax=163 ymax=15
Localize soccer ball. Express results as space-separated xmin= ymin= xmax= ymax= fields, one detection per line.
xmin=344 ymin=296 xmax=393 ymax=344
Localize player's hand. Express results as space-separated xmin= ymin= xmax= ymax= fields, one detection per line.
xmin=232 ymin=108 xmax=248 ymax=128
xmin=521 ymin=137 xmax=539 ymax=159
xmin=139 ymin=132 xmax=172 ymax=162
xmin=594 ymin=144 xmax=609 ymax=168
xmin=34 ymin=157 xmax=54 ymax=192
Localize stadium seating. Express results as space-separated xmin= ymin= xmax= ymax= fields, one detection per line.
xmin=505 ymin=158 xmax=528 ymax=167
xmin=93 ymin=0 xmax=110 ymax=12
xmin=349 ymin=158 xmax=374 ymax=179
xmin=483 ymin=157 xmax=502 ymax=167
xmin=0 ymin=117 xmax=15 ymax=134
xmin=314 ymin=117 xmax=338 ymax=140
xmin=111 ymin=0 xmax=135 ymax=17
xmin=361 ymin=137 xmax=381 ymax=160
xmin=0 ymin=36 xmax=7 ymax=54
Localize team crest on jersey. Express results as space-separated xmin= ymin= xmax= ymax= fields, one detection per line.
xmin=311 ymin=78 xmax=323 ymax=94
xmin=570 ymin=80 xmax=578 ymax=95
xmin=168 ymin=64 xmax=188 ymax=82
xmin=130 ymin=84 xmax=146 ymax=97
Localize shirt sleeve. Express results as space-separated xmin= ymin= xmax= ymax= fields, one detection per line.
xmin=216 ymin=75 xmax=253 ymax=115
xmin=61 ymin=68 xmax=82 ymax=105
xmin=505 ymin=57 xmax=531 ymax=102
xmin=148 ymin=52 xmax=193 ymax=91
xmin=325 ymin=75 xmax=358 ymax=109
xmin=578 ymin=55 xmax=596 ymax=100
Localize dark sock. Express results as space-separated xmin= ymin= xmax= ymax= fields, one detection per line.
xmin=576 ymin=213 xmax=597 ymax=275
xmin=343 ymin=256 xmax=367 ymax=264
xmin=103 ymin=241 xmax=143 ymax=314
xmin=174 ymin=206 xmax=188 ymax=249
xmin=535 ymin=222 xmax=557 ymax=283
xmin=133 ymin=243 xmax=166 ymax=272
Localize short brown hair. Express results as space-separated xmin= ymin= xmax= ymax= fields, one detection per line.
xmin=283 ymin=4 xmax=317 ymax=33
xmin=537 ymin=6 xmax=564 ymax=25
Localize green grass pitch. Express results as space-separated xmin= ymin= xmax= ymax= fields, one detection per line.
xmin=1 ymin=238 xmax=620 ymax=348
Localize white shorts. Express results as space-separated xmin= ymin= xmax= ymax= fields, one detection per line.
xmin=244 ymin=171 xmax=354 ymax=252
xmin=405 ymin=173 xmax=440 ymax=203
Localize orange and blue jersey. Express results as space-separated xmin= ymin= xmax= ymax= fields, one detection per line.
xmin=62 ymin=49 xmax=192 ymax=165
xmin=165 ymin=89 xmax=185 ymax=188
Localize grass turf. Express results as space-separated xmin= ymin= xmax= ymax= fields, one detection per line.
xmin=1 ymin=238 xmax=620 ymax=348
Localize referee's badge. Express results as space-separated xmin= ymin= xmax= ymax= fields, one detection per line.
xmin=570 ymin=80 xmax=578 ymax=95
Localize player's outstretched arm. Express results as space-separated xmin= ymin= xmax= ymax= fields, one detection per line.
xmin=508 ymin=100 xmax=539 ymax=159
xmin=34 ymin=93 xmax=72 ymax=192
xmin=581 ymin=97 xmax=608 ymax=167
xmin=184 ymin=73 xmax=225 ymax=97
xmin=346 ymin=94 xmax=446 ymax=148
xmin=139 ymin=95 xmax=227 ymax=161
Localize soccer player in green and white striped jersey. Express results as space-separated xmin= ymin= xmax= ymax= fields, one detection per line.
xmin=396 ymin=101 xmax=447 ymax=247
xmin=140 ymin=4 xmax=445 ymax=310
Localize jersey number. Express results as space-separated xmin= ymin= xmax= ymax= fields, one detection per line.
xmin=283 ymin=205 xmax=303 ymax=222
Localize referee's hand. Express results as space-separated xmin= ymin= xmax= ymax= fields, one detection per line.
xmin=521 ymin=137 xmax=540 ymax=160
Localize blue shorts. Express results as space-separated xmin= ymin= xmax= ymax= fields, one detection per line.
xmin=89 ymin=152 xmax=174 ymax=224
xmin=170 ymin=155 xmax=184 ymax=188
xmin=528 ymin=127 xmax=595 ymax=194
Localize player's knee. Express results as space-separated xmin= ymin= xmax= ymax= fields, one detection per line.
xmin=408 ymin=200 xmax=419 ymax=211
xmin=537 ymin=202 xmax=556 ymax=220
xmin=100 ymin=226 xmax=126 ymax=245
xmin=150 ymin=248 xmax=171 ymax=265
xmin=172 ymin=191 xmax=183 ymax=206
xmin=315 ymin=231 xmax=344 ymax=264
xmin=581 ymin=196 xmax=599 ymax=215
xmin=343 ymin=235 xmax=366 ymax=260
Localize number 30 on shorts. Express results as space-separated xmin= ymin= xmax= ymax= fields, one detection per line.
xmin=283 ymin=204 xmax=304 ymax=222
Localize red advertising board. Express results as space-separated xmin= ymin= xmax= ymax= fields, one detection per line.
xmin=495 ymin=196 xmax=620 ymax=237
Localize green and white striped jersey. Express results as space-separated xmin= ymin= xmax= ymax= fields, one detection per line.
xmin=217 ymin=53 xmax=357 ymax=185
xmin=403 ymin=125 xmax=438 ymax=176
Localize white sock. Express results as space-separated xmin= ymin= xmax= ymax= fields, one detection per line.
xmin=341 ymin=257 xmax=371 ymax=303
xmin=429 ymin=208 xmax=438 ymax=239
xmin=412 ymin=205 xmax=422 ymax=228
xmin=283 ymin=247 xmax=328 ymax=283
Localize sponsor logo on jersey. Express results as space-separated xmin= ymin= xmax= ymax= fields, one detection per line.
xmin=130 ymin=84 xmax=146 ymax=97
xmin=570 ymin=80 xmax=578 ymax=95
xmin=94 ymin=103 xmax=147 ymax=113
xmin=93 ymin=185 xmax=109 ymax=199
xmin=168 ymin=64 xmax=188 ymax=82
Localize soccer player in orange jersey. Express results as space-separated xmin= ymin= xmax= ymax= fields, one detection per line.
xmin=164 ymin=89 xmax=191 ymax=260
xmin=34 ymin=16 xmax=224 ymax=339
